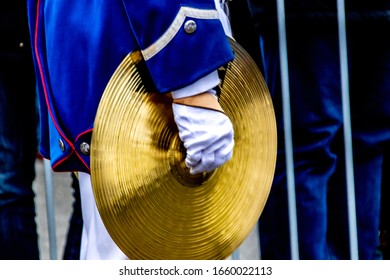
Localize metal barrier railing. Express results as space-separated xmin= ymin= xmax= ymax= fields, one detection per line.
xmin=275 ymin=0 xmax=299 ymax=260
xmin=43 ymin=159 xmax=58 ymax=260
xmin=336 ymin=0 xmax=359 ymax=260
xmin=274 ymin=0 xmax=359 ymax=260
xmin=230 ymin=0 xmax=360 ymax=260
xmin=277 ymin=0 xmax=358 ymax=260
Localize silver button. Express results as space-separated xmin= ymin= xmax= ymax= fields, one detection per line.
xmin=19 ymin=42 xmax=24 ymax=48
xmin=80 ymin=142 xmax=90 ymax=155
xmin=184 ymin=20 xmax=197 ymax=34
xmin=59 ymin=139 xmax=65 ymax=152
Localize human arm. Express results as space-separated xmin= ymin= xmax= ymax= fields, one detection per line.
xmin=123 ymin=0 xmax=235 ymax=174
xmin=171 ymin=71 xmax=234 ymax=175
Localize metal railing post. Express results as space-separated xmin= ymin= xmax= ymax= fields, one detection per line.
xmin=276 ymin=0 xmax=300 ymax=260
xmin=43 ymin=159 xmax=58 ymax=260
xmin=337 ymin=0 xmax=359 ymax=260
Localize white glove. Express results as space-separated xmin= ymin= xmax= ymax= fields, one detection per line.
xmin=172 ymin=94 xmax=234 ymax=174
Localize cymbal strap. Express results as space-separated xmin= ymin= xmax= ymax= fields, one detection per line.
xmin=172 ymin=92 xmax=225 ymax=114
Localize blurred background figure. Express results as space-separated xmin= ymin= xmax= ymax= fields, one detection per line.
xmin=0 ymin=0 xmax=39 ymax=260
xmin=230 ymin=0 xmax=390 ymax=259
xmin=0 ymin=0 xmax=82 ymax=260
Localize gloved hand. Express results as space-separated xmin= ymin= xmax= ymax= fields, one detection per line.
xmin=172 ymin=92 xmax=234 ymax=174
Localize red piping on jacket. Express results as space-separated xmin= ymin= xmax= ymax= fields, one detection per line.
xmin=33 ymin=0 xmax=90 ymax=172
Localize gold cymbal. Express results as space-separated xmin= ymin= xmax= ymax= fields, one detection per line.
xmin=90 ymin=38 xmax=277 ymax=259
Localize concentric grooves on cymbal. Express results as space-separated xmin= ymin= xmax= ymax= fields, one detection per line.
xmin=91 ymin=38 xmax=277 ymax=259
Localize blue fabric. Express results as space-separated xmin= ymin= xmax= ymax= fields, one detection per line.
xmin=27 ymin=0 xmax=234 ymax=173
xmin=251 ymin=15 xmax=390 ymax=259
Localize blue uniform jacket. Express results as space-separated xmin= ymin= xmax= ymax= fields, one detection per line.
xmin=27 ymin=0 xmax=234 ymax=173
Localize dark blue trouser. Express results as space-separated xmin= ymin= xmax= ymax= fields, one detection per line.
xmin=257 ymin=20 xmax=390 ymax=260
xmin=0 ymin=48 xmax=83 ymax=260
xmin=0 ymin=47 xmax=39 ymax=260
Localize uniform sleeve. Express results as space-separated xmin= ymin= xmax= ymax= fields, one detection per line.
xmin=121 ymin=0 xmax=234 ymax=93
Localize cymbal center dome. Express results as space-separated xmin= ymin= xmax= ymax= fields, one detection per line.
xmin=168 ymin=138 xmax=214 ymax=187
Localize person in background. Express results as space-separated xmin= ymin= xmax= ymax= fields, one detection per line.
xmin=0 ymin=0 xmax=82 ymax=260
xmin=230 ymin=0 xmax=390 ymax=259
xmin=0 ymin=0 xmax=39 ymax=260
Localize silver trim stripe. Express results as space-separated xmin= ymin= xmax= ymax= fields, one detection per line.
xmin=142 ymin=7 xmax=219 ymax=61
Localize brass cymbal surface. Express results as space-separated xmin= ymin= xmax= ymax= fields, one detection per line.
xmin=91 ymin=38 xmax=277 ymax=259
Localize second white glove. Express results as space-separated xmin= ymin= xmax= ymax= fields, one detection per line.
xmin=172 ymin=101 xmax=234 ymax=174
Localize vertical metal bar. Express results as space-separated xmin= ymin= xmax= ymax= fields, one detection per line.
xmin=336 ymin=0 xmax=359 ymax=260
xmin=276 ymin=0 xmax=300 ymax=260
xmin=231 ymin=249 xmax=240 ymax=260
xmin=43 ymin=159 xmax=58 ymax=260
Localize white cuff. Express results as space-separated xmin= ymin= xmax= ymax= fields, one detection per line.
xmin=171 ymin=70 xmax=220 ymax=99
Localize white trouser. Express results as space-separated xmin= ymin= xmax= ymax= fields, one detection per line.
xmin=78 ymin=172 xmax=128 ymax=260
